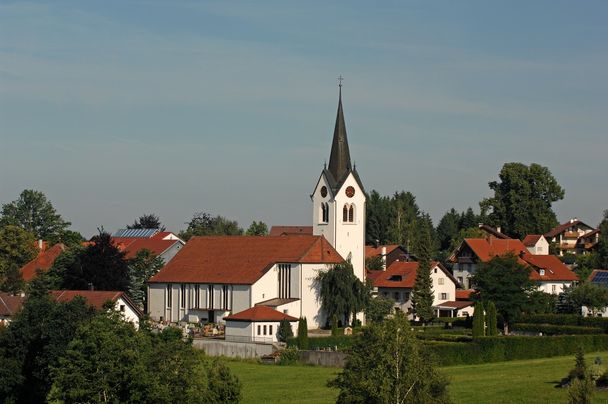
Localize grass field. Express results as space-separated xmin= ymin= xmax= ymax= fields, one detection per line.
xmin=227 ymin=352 xmax=608 ymax=403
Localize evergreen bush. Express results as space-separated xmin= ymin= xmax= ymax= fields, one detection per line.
xmin=277 ymin=319 xmax=293 ymax=343
xmin=472 ymin=301 xmax=485 ymax=338
xmin=486 ymin=301 xmax=498 ymax=336
xmin=297 ymin=317 xmax=309 ymax=349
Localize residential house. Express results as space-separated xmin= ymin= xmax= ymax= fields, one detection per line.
xmin=0 ymin=292 xmax=25 ymax=325
xmin=579 ymin=229 xmax=601 ymax=255
xmin=50 ymin=290 xmax=143 ymax=329
xmin=224 ymin=305 xmax=299 ymax=343
xmin=523 ymin=235 xmax=549 ymax=255
xmin=111 ymin=229 xmax=185 ymax=264
xmin=583 ymin=270 xmax=608 ymax=317
xmin=365 ymin=244 xmax=412 ymax=269
xmin=544 ymin=218 xmax=597 ymax=256
xmin=20 ymin=243 xmax=65 ymax=282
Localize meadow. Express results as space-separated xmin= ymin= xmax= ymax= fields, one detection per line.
xmin=227 ymin=352 xmax=608 ymax=403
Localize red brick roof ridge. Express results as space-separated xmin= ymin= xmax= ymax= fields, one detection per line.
xmin=224 ymin=305 xmax=298 ymax=322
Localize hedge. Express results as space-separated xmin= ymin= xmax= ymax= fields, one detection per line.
xmin=518 ymin=314 xmax=608 ymax=331
xmin=424 ymin=335 xmax=608 ymax=366
xmin=512 ymin=323 xmax=603 ymax=335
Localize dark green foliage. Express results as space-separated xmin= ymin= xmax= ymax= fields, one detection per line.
xmin=436 ymin=208 xmax=461 ymax=251
xmin=331 ymin=315 xmax=339 ymax=336
xmin=424 ymin=335 xmax=608 ymax=366
xmin=572 ymin=347 xmax=587 ymax=380
xmin=127 ymin=213 xmax=165 ymax=231
xmin=297 ymin=317 xmax=308 ymax=349
xmin=411 ymin=225 xmax=435 ymax=323
xmin=365 ymin=255 xmax=385 ymax=271
xmin=472 ymin=301 xmax=485 ymax=338
xmin=596 ymin=210 xmax=608 ymax=269
xmin=0 ymin=295 xmax=96 ymax=403
xmin=278 ymin=348 xmax=300 ymax=365
xmin=525 ymin=290 xmax=557 ymax=315
xmin=0 ymin=225 xmax=37 ymax=292
xmin=0 ymin=189 xmax=71 ymax=240
xmin=277 ymin=319 xmax=293 ymax=343
xmin=47 ymin=229 xmax=85 ymax=249
xmin=518 ymin=314 xmax=608 ymax=331
xmin=179 ymin=212 xmax=243 ymax=241
xmin=486 ymin=301 xmax=498 ymax=336
xmin=364 ymin=295 xmax=394 ymax=323
xmin=62 ymin=231 xmax=131 ymax=291
xmin=556 ymin=288 xmax=578 ymax=314
xmin=365 ymin=191 xmax=393 ymax=244
xmin=245 ymin=221 xmax=268 ymax=236
xmin=472 ymin=253 xmax=535 ymax=333
xmin=128 ymin=249 xmax=165 ymax=310
xmin=315 ymin=261 xmax=368 ymax=326
xmin=479 ymin=162 xmax=564 ymax=239
xmin=569 ymin=282 xmax=608 ymax=316
xmin=329 ymin=312 xmax=451 ymax=404
xmin=512 ymin=324 xmax=603 ymax=335
xmin=568 ymin=375 xmax=594 ymax=404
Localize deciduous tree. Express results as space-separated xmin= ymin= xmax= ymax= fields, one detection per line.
xmin=364 ymin=295 xmax=394 ymax=324
xmin=0 ymin=225 xmax=37 ymax=292
xmin=179 ymin=212 xmax=243 ymax=241
xmin=127 ymin=213 xmax=165 ymax=231
xmin=128 ymin=249 xmax=165 ymax=310
xmin=569 ymin=282 xmax=608 ymax=316
xmin=245 ymin=221 xmax=268 ymax=236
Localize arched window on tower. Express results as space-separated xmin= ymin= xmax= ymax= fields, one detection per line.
xmin=349 ymin=204 xmax=355 ymax=222
xmin=343 ymin=204 xmax=348 ymax=222
xmin=323 ymin=203 xmax=329 ymax=223
xmin=320 ymin=203 xmax=326 ymax=224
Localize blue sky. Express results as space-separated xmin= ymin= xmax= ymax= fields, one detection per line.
xmin=1 ymin=1 xmax=607 ymax=237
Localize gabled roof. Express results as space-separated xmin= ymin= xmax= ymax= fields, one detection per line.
xmin=149 ymin=235 xmax=344 ymax=285
xmin=545 ymin=219 xmax=596 ymax=238
xmin=523 ymin=235 xmax=544 ymax=247
xmin=224 ymin=305 xmax=298 ymax=322
xmin=0 ymin=292 xmax=24 ymax=317
xmin=373 ymin=261 xmax=457 ymax=289
xmin=269 ymin=226 xmax=313 ymax=237
xmin=49 ymin=290 xmax=143 ymax=316
xmin=121 ymin=238 xmax=182 ymax=260
xmin=20 ymin=243 xmax=65 ymax=281
xmin=523 ymin=253 xmax=579 ymax=282
xmin=461 ymin=238 xmax=527 ymax=262
xmin=365 ymin=244 xmax=401 ymax=259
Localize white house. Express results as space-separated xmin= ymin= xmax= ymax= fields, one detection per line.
xmin=224 ymin=305 xmax=299 ymax=343
xmin=523 ymin=235 xmax=549 ymax=255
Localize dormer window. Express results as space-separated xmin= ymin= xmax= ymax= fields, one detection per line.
xmin=389 ymin=275 xmax=402 ymax=282
xmin=539 ymin=269 xmax=545 ymax=276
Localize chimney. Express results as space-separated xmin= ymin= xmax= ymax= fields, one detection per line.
xmin=496 ymin=226 xmax=501 ymax=234
xmin=38 ymin=239 xmax=43 ymax=250
xmin=381 ymin=246 xmax=387 ymax=271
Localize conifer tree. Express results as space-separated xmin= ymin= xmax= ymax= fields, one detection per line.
xmin=472 ymin=301 xmax=485 ymax=338
xmin=277 ymin=319 xmax=293 ymax=343
xmin=297 ymin=317 xmax=309 ymax=349
xmin=411 ymin=224 xmax=434 ymax=323
xmin=486 ymin=301 xmax=498 ymax=336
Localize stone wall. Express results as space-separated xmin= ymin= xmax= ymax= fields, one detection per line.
xmin=192 ymin=338 xmax=274 ymax=358
xmin=299 ymin=350 xmax=347 ymax=367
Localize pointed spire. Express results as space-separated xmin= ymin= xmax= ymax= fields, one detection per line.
xmin=327 ymin=77 xmax=352 ymax=183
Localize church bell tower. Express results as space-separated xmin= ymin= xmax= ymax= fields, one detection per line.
xmin=311 ymin=82 xmax=366 ymax=282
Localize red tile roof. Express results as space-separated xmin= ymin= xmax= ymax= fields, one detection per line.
xmin=20 ymin=244 xmax=65 ymax=281
xmin=456 ymin=290 xmax=475 ymax=300
xmin=523 ymin=253 xmax=579 ymax=282
xmin=372 ymin=261 xmax=455 ymax=289
xmin=269 ymin=226 xmax=313 ymax=237
xmin=149 ymin=235 xmax=344 ymax=285
xmin=224 ymin=305 xmax=298 ymax=322
xmin=365 ymin=244 xmax=400 ymax=259
xmin=435 ymin=300 xmax=474 ymax=309
xmin=0 ymin=292 xmax=25 ymax=317
xmin=522 ymin=235 xmax=543 ymax=247
xmin=49 ymin=290 xmax=142 ymax=316
xmin=545 ymin=219 xmax=595 ymax=238
xmin=463 ymin=238 xmax=527 ymax=262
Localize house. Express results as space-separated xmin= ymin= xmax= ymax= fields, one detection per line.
xmin=583 ymin=270 xmax=608 ymax=317
xmin=0 ymin=292 xmax=25 ymax=325
xmin=50 ymin=290 xmax=143 ymax=329
xmin=147 ymin=235 xmax=344 ymax=328
xmin=371 ymin=261 xmax=465 ymax=318
xmin=111 ymin=229 xmax=185 ymax=264
xmin=224 ymin=305 xmax=298 ymax=343
xmin=578 ymin=229 xmax=601 ymax=254
xmin=523 ymin=235 xmax=549 ymax=255
xmin=269 ymin=226 xmax=313 ymax=237
xmin=365 ymin=244 xmax=412 ymax=269
xmin=19 ymin=243 xmax=65 ymax=281
xmin=450 ymin=238 xmax=578 ymax=294
xmin=544 ymin=218 xmax=597 ymax=256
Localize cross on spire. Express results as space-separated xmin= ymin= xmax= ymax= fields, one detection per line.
xmin=338 ymin=75 xmax=344 ymax=88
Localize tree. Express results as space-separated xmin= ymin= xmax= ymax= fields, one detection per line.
xmin=569 ymin=282 xmax=608 ymax=316
xmin=568 ymin=349 xmax=594 ymax=404
xmin=472 ymin=253 xmax=535 ymax=334
xmin=411 ymin=225 xmax=434 ymax=323
xmin=329 ymin=311 xmax=450 ymax=403
xmin=179 ymin=212 xmax=243 ymax=241
xmin=277 ymin=319 xmax=293 ymax=343
xmin=472 ymin=301 xmax=485 ymax=338
xmin=365 ymin=295 xmax=394 ymax=323
xmin=0 ymin=225 xmax=37 ymax=292
xmin=128 ymin=249 xmax=165 ymax=310
xmin=595 ymin=210 xmax=608 ymax=269
xmin=127 ymin=213 xmax=165 ymax=231
xmin=436 ymin=208 xmax=461 ymax=252
xmin=245 ymin=221 xmax=268 ymax=236
xmin=366 ymin=190 xmax=393 ymax=244
xmin=526 ymin=290 xmax=556 ymax=314
xmin=480 ymin=163 xmax=564 ymax=239
xmin=297 ymin=317 xmax=309 ymax=349
xmin=315 ymin=261 xmax=368 ymax=327
xmin=387 ymin=191 xmax=420 ymax=249
xmin=48 ymin=229 xmax=85 ymax=249
xmin=447 ymin=227 xmax=485 ymax=255
xmin=62 ymin=231 xmax=131 ymax=291
xmin=486 ymin=301 xmax=498 ymax=336
xmin=0 ymin=189 xmax=71 ymax=240
xmin=365 ymin=255 xmax=385 ymax=271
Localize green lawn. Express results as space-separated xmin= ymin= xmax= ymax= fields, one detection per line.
xmin=227 ymin=353 xmax=608 ymax=403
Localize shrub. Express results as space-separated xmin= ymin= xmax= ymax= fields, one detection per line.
xmin=278 ymin=348 xmax=300 ymax=365
xmin=512 ymin=324 xmax=603 ymax=335
xmin=518 ymin=314 xmax=608 ymax=332
xmin=297 ymin=318 xmax=309 ymax=349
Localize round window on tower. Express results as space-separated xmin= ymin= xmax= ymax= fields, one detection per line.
xmin=346 ymin=186 xmax=355 ymax=198
xmin=320 ymin=186 xmax=327 ymax=198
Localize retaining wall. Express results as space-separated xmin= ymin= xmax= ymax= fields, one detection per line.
xmin=299 ymin=350 xmax=347 ymax=367
xmin=192 ymin=338 xmax=274 ymax=358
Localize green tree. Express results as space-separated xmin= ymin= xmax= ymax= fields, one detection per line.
xmin=447 ymin=227 xmax=485 ymax=255
xmin=179 ymin=212 xmax=243 ymax=241
xmin=62 ymin=231 xmax=131 ymax=291
xmin=0 ymin=225 xmax=37 ymax=292
xmin=411 ymin=225 xmax=434 ymax=323
xmin=387 ymin=191 xmax=420 ymax=249
xmin=472 ymin=253 xmax=535 ymax=334
xmin=486 ymin=301 xmax=498 ymax=336
xmin=297 ymin=317 xmax=309 ymax=349
xmin=365 ymin=295 xmax=395 ymax=324
xmin=366 ymin=190 xmax=393 ymax=244
xmin=525 ymin=290 xmax=556 ymax=314
xmin=48 ymin=229 xmax=85 ymax=249
xmin=0 ymin=189 xmax=71 ymax=240
xmin=245 ymin=221 xmax=268 ymax=236
xmin=277 ymin=319 xmax=293 ymax=343
xmin=127 ymin=213 xmax=165 ymax=231
xmin=128 ymin=249 xmax=165 ymax=310
xmin=365 ymin=255 xmax=385 ymax=271
xmin=436 ymin=208 xmax=461 ymax=251
xmin=595 ymin=210 xmax=608 ymax=269
xmin=315 ymin=261 xmax=368 ymax=327
xmin=569 ymin=282 xmax=608 ymax=316
xmin=480 ymin=163 xmax=565 ymax=239
xmin=460 ymin=207 xmax=479 ymax=230
xmin=568 ymin=349 xmax=594 ymax=404
xmin=330 ymin=311 xmax=450 ymax=403
xmin=472 ymin=301 xmax=485 ymax=338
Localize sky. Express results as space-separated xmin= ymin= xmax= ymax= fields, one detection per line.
xmin=1 ymin=0 xmax=607 ymax=238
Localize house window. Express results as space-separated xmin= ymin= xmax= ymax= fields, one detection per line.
xmin=438 ymin=278 xmax=444 ymax=285
xmin=208 ymin=285 xmax=214 ymax=309
xmin=394 ymin=292 xmax=400 ymax=302
xmin=263 ymin=325 xmax=267 ymax=335
xmin=180 ymin=284 xmax=186 ymax=308
xmin=404 ymin=292 xmax=410 ymax=301
xmin=166 ymin=285 xmax=172 ymax=308
xmin=434 ymin=268 xmax=437 ymax=274
xmin=120 ymin=304 xmax=125 ymax=312
xmin=539 ymin=269 xmax=545 ymax=276
xmin=457 ymin=277 xmax=463 ymax=284
xmin=269 ymin=325 xmax=273 ymax=335
xmin=552 ymin=284 xmax=557 ymax=293
xmin=278 ymin=264 xmax=291 ymax=299
xmin=440 ymin=293 xmax=448 ymax=300
xmin=321 ymin=203 xmax=329 ymax=223
xmin=257 ymin=325 xmax=261 ymax=335
xmin=343 ymin=205 xmax=348 ymax=222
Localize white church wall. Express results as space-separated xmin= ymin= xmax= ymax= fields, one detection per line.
xmin=300 ymin=263 xmax=328 ymax=328
xmin=251 ymin=264 xmax=279 ymax=305
xmin=312 ymin=173 xmax=335 ymax=247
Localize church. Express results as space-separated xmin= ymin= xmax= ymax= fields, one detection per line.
xmin=147 ymin=86 xmax=366 ymax=338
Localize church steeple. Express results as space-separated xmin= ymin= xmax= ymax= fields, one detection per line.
xmin=327 ymin=80 xmax=352 ymax=184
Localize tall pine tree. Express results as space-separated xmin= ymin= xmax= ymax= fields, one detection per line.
xmin=486 ymin=301 xmax=498 ymax=336
xmin=472 ymin=301 xmax=485 ymax=338
xmin=411 ymin=225 xmax=434 ymax=323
